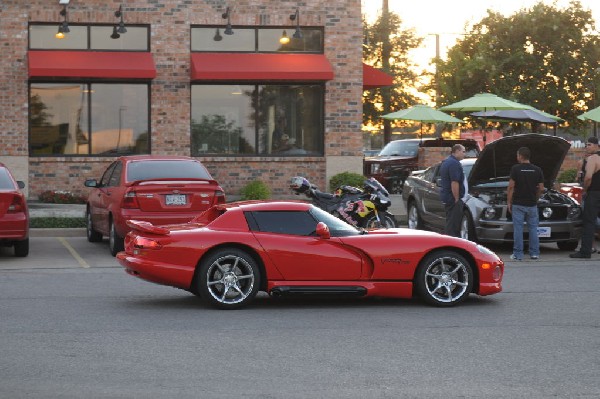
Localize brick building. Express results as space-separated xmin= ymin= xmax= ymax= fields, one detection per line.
xmin=0 ymin=0 xmax=369 ymax=199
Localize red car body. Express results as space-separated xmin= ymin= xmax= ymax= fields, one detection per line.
xmin=85 ymin=155 xmax=225 ymax=256
xmin=0 ymin=162 xmax=29 ymax=257
xmin=117 ymin=201 xmax=503 ymax=309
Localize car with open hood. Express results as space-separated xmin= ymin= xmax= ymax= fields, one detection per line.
xmin=402 ymin=134 xmax=583 ymax=250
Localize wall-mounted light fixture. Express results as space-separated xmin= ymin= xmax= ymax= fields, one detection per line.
xmin=111 ymin=25 xmax=121 ymax=39
xmin=222 ymin=7 xmax=234 ymax=35
xmin=213 ymin=28 xmax=223 ymax=42
xmin=55 ymin=4 xmax=70 ymax=39
xmin=115 ymin=5 xmax=127 ymax=34
xmin=290 ymin=8 xmax=302 ymax=39
xmin=279 ymin=30 xmax=290 ymax=45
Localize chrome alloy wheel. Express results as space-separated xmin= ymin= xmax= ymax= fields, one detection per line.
xmin=206 ymin=255 xmax=255 ymax=305
xmin=407 ymin=204 xmax=419 ymax=229
xmin=423 ymin=256 xmax=469 ymax=304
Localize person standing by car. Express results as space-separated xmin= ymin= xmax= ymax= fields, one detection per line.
xmin=507 ymin=147 xmax=544 ymax=261
xmin=570 ymin=137 xmax=600 ymax=258
xmin=439 ymin=144 xmax=466 ymax=237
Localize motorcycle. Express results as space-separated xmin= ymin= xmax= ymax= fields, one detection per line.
xmin=290 ymin=176 xmax=397 ymax=229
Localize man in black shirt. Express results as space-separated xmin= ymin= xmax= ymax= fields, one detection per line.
xmin=507 ymin=147 xmax=544 ymax=261
xmin=570 ymin=136 xmax=600 ymax=258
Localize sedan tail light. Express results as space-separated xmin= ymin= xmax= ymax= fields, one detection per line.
xmin=214 ymin=190 xmax=226 ymax=204
xmin=8 ymin=194 xmax=25 ymax=213
xmin=121 ymin=189 xmax=140 ymax=209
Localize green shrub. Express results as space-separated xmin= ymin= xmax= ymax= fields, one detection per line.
xmin=329 ymin=172 xmax=365 ymax=191
xmin=557 ymin=168 xmax=578 ymax=183
xmin=240 ymin=180 xmax=271 ymax=200
xmin=30 ymin=217 xmax=86 ymax=228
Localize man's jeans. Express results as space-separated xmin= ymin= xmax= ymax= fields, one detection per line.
xmin=579 ymin=191 xmax=600 ymax=256
xmin=512 ymin=204 xmax=540 ymax=259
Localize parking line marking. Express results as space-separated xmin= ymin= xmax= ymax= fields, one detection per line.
xmin=58 ymin=237 xmax=90 ymax=269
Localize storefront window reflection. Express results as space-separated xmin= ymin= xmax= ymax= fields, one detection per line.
xmin=29 ymin=83 xmax=149 ymax=156
xmin=191 ymin=84 xmax=323 ymax=156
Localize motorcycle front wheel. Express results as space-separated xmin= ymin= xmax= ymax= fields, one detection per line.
xmin=364 ymin=213 xmax=396 ymax=229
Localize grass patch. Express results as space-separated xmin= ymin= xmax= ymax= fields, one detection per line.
xmin=30 ymin=217 xmax=86 ymax=229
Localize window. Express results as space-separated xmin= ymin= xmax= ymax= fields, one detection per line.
xmin=29 ymin=25 xmax=149 ymax=51
xmin=191 ymin=27 xmax=323 ymax=53
xmin=126 ymin=160 xmax=212 ymax=182
xmin=29 ymin=83 xmax=150 ymax=156
xmin=108 ymin=161 xmax=122 ymax=187
xmin=248 ymin=211 xmax=317 ymax=236
xmin=100 ymin=162 xmax=117 ymax=187
xmin=0 ymin=169 xmax=16 ymax=190
xmin=191 ymin=84 xmax=324 ymax=156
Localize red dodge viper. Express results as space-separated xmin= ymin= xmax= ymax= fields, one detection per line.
xmin=117 ymin=201 xmax=503 ymax=309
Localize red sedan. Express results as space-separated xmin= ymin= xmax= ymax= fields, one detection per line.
xmin=117 ymin=201 xmax=504 ymax=309
xmin=0 ymin=162 xmax=29 ymax=257
xmin=84 ymin=155 xmax=225 ymax=256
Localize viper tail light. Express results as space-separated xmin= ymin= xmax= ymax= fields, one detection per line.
xmin=121 ymin=189 xmax=140 ymax=209
xmin=133 ymin=236 xmax=162 ymax=250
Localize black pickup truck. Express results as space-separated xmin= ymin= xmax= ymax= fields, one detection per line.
xmin=363 ymin=138 xmax=480 ymax=194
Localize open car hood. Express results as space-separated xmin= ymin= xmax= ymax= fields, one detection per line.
xmin=468 ymin=133 xmax=571 ymax=187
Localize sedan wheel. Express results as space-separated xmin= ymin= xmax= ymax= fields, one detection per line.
xmin=407 ymin=202 xmax=422 ymax=230
xmin=109 ymin=220 xmax=124 ymax=257
xmin=460 ymin=212 xmax=477 ymax=242
xmin=86 ymin=210 xmax=103 ymax=242
xmin=197 ymin=248 xmax=260 ymax=309
xmin=414 ymin=250 xmax=472 ymax=307
xmin=14 ymin=238 xmax=29 ymax=257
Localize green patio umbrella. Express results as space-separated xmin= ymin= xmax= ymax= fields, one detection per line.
xmin=439 ymin=93 xmax=531 ymax=112
xmin=381 ymin=104 xmax=463 ymax=140
xmin=577 ymin=105 xmax=600 ymax=122
xmin=439 ymin=93 xmax=531 ymax=144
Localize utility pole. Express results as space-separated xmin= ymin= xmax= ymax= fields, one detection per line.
xmin=381 ymin=0 xmax=392 ymax=144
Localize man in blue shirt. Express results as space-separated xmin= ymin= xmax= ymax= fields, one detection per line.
xmin=439 ymin=144 xmax=466 ymax=237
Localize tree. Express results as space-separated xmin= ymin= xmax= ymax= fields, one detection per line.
xmin=436 ymin=1 xmax=600 ymax=130
xmin=362 ymin=10 xmax=424 ymax=138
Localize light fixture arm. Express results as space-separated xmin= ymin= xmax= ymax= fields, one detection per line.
xmin=222 ymin=6 xmax=234 ymax=35
xmin=290 ymin=8 xmax=302 ymax=39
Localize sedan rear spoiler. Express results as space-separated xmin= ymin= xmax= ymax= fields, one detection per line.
xmin=126 ymin=220 xmax=170 ymax=235
xmin=127 ymin=178 xmax=218 ymax=186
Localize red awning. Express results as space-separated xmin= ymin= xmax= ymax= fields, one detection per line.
xmin=363 ymin=63 xmax=394 ymax=89
xmin=191 ymin=53 xmax=334 ymax=81
xmin=28 ymin=51 xmax=156 ymax=79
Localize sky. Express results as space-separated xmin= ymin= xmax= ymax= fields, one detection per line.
xmin=362 ymin=0 xmax=600 ymax=69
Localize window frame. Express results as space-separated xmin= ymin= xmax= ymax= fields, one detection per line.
xmin=28 ymin=81 xmax=152 ymax=157
xmin=28 ymin=23 xmax=151 ymax=52
xmin=190 ymin=82 xmax=325 ymax=157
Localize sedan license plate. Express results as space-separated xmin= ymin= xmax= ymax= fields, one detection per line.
xmin=537 ymin=227 xmax=551 ymax=238
xmin=166 ymin=194 xmax=186 ymax=206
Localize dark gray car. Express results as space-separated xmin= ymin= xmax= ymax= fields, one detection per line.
xmin=402 ymin=134 xmax=583 ymax=250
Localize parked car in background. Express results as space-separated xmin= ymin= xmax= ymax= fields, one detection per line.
xmin=117 ymin=201 xmax=504 ymax=309
xmin=363 ymin=148 xmax=381 ymax=157
xmin=0 ymin=162 xmax=29 ymax=257
xmin=363 ymin=138 xmax=479 ymax=194
xmin=84 ymin=155 xmax=225 ymax=256
xmin=402 ymin=134 xmax=583 ymax=250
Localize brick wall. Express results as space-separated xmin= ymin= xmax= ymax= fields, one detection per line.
xmin=1 ymin=0 xmax=362 ymax=200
